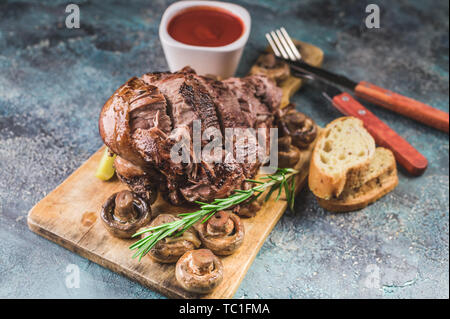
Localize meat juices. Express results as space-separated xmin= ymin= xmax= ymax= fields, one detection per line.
xmin=99 ymin=67 xmax=282 ymax=205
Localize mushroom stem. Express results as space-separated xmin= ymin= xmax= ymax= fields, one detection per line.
xmin=114 ymin=190 xmax=138 ymax=222
xmin=176 ymin=249 xmax=224 ymax=293
xmin=101 ymin=191 xmax=151 ymax=239
xmin=207 ymin=211 xmax=233 ymax=235
xmin=197 ymin=212 xmax=245 ymax=255
xmin=190 ymin=249 xmax=215 ymax=275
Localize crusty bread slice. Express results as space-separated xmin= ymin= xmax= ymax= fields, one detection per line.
xmin=357 ymin=147 xmax=395 ymax=186
xmin=317 ymin=147 xmax=398 ymax=212
xmin=308 ymin=117 xmax=375 ymax=199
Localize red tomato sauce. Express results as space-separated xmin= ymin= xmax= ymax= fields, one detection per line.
xmin=167 ymin=6 xmax=244 ymax=47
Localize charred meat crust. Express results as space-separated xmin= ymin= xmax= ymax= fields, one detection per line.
xmin=99 ymin=77 xmax=172 ymax=167
xmin=99 ymin=68 xmax=282 ymax=205
xmin=115 ymin=172 xmax=159 ymax=204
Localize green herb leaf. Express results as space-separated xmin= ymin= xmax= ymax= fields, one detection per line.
xmin=129 ymin=168 xmax=299 ymax=260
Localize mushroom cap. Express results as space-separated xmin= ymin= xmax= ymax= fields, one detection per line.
xmin=145 ymin=214 xmax=201 ymax=263
xmin=100 ymin=191 xmax=151 ymax=239
xmin=196 ymin=211 xmax=245 ymax=255
xmin=175 ymin=249 xmax=223 ymax=294
xmin=114 ymin=190 xmax=136 ymax=220
xmin=278 ymin=106 xmax=317 ymax=149
xmin=250 ymin=52 xmax=290 ymax=83
xmin=278 ymin=136 xmax=301 ymax=168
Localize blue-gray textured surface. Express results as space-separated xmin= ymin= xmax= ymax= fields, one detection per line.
xmin=0 ymin=0 xmax=448 ymax=299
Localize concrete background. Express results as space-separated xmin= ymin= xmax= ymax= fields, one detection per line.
xmin=0 ymin=0 xmax=448 ymax=298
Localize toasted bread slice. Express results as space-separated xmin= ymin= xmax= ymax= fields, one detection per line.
xmin=309 ymin=117 xmax=375 ymax=199
xmin=317 ymin=147 xmax=398 ymax=212
xmin=357 ymin=147 xmax=396 ymax=186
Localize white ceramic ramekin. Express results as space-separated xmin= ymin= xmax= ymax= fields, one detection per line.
xmin=159 ymin=0 xmax=251 ymax=78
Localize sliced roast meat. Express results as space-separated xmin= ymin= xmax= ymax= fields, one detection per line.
xmin=243 ymin=74 xmax=283 ymax=112
xmin=207 ymin=74 xmax=283 ymax=176
xmin=223 ymin=76 xmax=274 ymax=128
xmin=197 ymin=76 xmax=251 ymax=131
xmin=99 ymin=77 xmax=172 ymax=167
xmin=141 ymin=68 xmax=248 ymax=202
xmin=180 ymin=156 xmax=245 ymax=202
xmin=223 ymin=75 xmax=282 ymax=164
xmin=113 ymin=155 xmax=146 ymax=178
xmin=197 ymin=76 xmax=261 ymax=177
xmin=223 ymin=77 xmax=261 ymax=129
xmin=142 ymin=68 xmax=222 ymax=143
xmin=132 ymin=125 xmax=189 ymax=204
xmin=114 ymin=155 xmax=164 ymax=204
xmin=99 ymin=68 xmax=283 ymax=206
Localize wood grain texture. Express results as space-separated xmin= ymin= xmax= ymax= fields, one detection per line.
xmin=355 ymin=81 xmax=449 ymax=133
xmin=27 ymin=142 xmax=314 ymax=299
xmin=332 ymin=92 xmax=428 ymax=176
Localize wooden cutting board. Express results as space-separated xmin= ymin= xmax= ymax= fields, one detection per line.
xmin=27 ymin=144 xmax=314 ymax=299
xmin=27 ymin=40 xmax=324 ymax=299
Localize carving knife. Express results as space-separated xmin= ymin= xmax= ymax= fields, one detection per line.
xmin=287 ymin=59 xmax=449 ymax=133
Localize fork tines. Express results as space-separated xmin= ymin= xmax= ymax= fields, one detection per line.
xmin=265 ymin=27 xmax=301 ymax=61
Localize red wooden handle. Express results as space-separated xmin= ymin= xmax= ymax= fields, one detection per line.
xmin=355 ymin=81 xmax=449 ymax=133
xmin=332 ymin=92 xmax=428 ymax=176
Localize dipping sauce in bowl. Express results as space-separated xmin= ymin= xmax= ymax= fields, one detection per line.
xmin=160 ymin=1 xmax=251 ymax=77
xmin=167 ymin=6 xmax=244 ymax=47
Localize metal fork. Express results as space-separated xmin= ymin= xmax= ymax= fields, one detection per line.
xmin=265 ymin=28 xmax=302 ymax=62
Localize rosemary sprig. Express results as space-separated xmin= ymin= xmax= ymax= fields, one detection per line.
xmin=129 ymin=168 xmax=299 ymax=261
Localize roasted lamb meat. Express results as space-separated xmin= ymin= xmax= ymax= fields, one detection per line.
xmin=99 ymin=67 xmax=282 ymax=205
